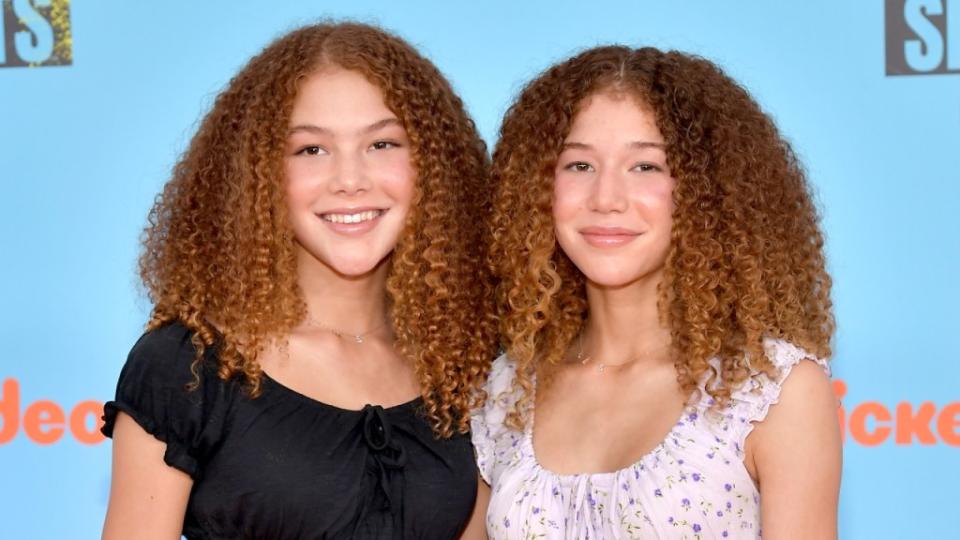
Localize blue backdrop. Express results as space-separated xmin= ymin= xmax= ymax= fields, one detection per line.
xmin=1 ymin=1 xmax=958 ymax=538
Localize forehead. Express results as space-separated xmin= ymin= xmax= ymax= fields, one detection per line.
xmin=289 ymin=67 xmax=395 ymax=124
xmin=565 ymin=91 xmax=663 ymax=144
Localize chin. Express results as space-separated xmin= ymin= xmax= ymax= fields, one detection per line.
xmin=583 ymin=273 xmax=641 ymax=289
xmin=577 ymin=262 xmax=665 ymax=290
xmin=326 ymin=256 xmax=391 ymax=278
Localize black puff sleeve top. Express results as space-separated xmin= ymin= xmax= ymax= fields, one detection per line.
xmin=101 ymin=322 xmax=477 ymax=539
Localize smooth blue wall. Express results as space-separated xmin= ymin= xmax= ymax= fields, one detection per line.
xmin=1 ymin=1 xmax=957 ymax=538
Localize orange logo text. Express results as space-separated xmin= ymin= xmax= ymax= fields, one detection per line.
xmin=0 ymin=378 xmax=105 ymax=445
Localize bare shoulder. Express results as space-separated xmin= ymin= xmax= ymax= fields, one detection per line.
xmin=746 ymin=358 xmax=842 ymax=539
xmin=771 ymin=359 xmax=837 ymax=419
xmin=748 ymin=359 xmax=839 ymax=463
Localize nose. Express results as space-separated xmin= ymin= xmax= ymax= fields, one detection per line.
xmin=328 ymin=151 xmax=372 ymax=195
xmin=587 ymin=167 xmax=628 ymax=213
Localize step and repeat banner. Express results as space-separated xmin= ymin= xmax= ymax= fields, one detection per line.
xmin=1 ymin=1 xmax=957 ymax=538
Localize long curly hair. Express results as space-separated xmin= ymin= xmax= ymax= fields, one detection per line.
xmin=490 ymin=46 xmax=834 ymax=426
xmin=140 ymin=22 xmax=497 ymax=437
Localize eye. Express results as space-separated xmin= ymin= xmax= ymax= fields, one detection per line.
xmin=563 ymin=161 xmax=594 ymax=173
xmin=370 ymin=140 xmax=400 ymax=150
xmin=295 ymin=145 xmax=326 ymax=156
xmin=632 ymin=162 xmax=663 ymax=173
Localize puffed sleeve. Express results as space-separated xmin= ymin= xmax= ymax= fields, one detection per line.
xmin=101 ymin=322 xmax=234 ymax=479
xmin=470 ymin=353 xmax=523 ymax=485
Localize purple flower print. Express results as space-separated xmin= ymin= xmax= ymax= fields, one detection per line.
xmin=693 ymin=524 xmax=702 ymax=532
xmin=654 ymin=488 xmax=663 ymax=497
xmin=668 ymin=517 xmax=674 ymax=524
xmin=533 ymin=506 xmax=540 ymax=514
xmin=688 ymin=412 xmax=699 ymax=422
xmin=724 ymin=483 xmax=733 ymax=492
xmin=722 ymin=531 xmax=729 ymax=537
xmin=692 ymin=473 xmax=702 ymax=482
xmin=503 ymin=517 xmax=510 ymax=528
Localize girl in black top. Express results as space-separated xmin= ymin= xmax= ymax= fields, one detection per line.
xmin=101 ymin=22 xmax=496 ymax=539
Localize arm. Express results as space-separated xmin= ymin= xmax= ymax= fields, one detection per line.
xmin=102 ymin=412 xmax=193 ymax=540
xmin=745 ymin=360 xmax=842 ymax=540
xmin=458 ymin=473 xmax=490 ymax=540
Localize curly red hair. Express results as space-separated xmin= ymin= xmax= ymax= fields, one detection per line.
xmin=140 ymin=22 xmax=497 ymax=437
xmin=489 ymin=46 xmax=835 ymax=425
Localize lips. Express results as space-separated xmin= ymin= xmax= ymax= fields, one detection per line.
xmin=317 ymin=207 xmax=387 ymax=235
xmin=319 ymin=209 xmax=385 ymax=224
xmin=579 ymin=226 xmax=641 ymax=247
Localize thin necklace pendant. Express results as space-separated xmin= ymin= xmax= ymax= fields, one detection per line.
xmin=577 ymin=351 xmax=607 ymax=373
xmin=306 ymin=315 xmax=385 ymax=345
xmin=330 ymin=331 xmax=364 ymax=343
xmin=576 ymin=331 xmax=667 ymax=373
xmin=581 ymin=356 xmax=609 ymax=373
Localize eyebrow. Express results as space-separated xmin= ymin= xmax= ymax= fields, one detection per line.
xmin=288 ymin=117 xmax=402 ymax=135
xmin=562 ymin=141 xmax=666 ymax=150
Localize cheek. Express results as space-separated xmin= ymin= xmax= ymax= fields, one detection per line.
xmin=378 ymin=158 xmax=416 ymax=206
xmin=552 ymin=177 xmax=583 ymax=225
xmin=283 ymin=162 xmax=317 ymax=210
xmin=283 ymin=171 xmax=302 ymax=205
xmin=637 ymin=177 xmax=675 ymax=222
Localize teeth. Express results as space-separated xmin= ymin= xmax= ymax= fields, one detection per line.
xmin=322 ymin=210 xmax=382 ymax=224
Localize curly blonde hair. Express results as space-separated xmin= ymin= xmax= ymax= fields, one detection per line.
xmin=490 ymin=46 xmax=835 ymax=425
xmin=140 ymin=22 xmax=497 ymax=437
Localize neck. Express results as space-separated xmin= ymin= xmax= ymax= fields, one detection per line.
xmin=582 ymin=270 xmax=672 ymax=367
xmin=295 ymin=246 xmax=390 ymax=333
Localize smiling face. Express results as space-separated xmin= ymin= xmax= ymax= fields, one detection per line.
xmin=284 ymin=67 xmax=415 ymax=277
xmin=552 ymin=91 xmax=676 ymax=289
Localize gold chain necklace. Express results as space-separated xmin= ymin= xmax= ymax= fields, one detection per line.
xmin=306 ymin=315 xmax=388 ymax=344
xmin=576 ymin=331 xmax=670 ymax=373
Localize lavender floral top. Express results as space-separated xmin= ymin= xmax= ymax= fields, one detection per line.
xmin=471 ymin=338 xmax=828 ymax=539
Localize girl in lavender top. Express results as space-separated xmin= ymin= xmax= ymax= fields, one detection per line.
xmin=472 ymin=46 xmax=841 ymax=539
